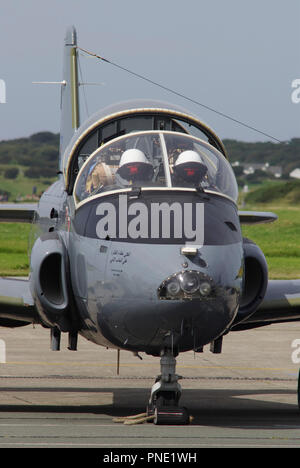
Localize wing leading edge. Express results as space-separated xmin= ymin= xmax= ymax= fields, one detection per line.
xmin=238 ymin=211 xmax=278 ymax=224
xmin=233 ymin=279 xmax=300 ymax=330
xmin=0 ymin=204 xmax=39 ymax=326
xmin=0 ymin=203 xmax=37 ymax=223
xmin=0 ymin=277 xmax=39 ymax=326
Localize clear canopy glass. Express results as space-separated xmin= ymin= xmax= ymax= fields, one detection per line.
xmin=74 ymin=131 xmax=238 ymax=203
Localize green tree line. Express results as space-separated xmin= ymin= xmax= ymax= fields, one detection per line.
xmin=0 ymin=132 xmax=299 ymax=180
xmin=223 ymin=138 xmax=300 ymax=178
xmin=0 ymin=132 xmax=59 ymax=178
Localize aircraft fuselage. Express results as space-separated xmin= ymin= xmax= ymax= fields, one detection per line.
xmin=29 ymin=101 xmax=246 ymax=358
xmin=32 ymin=183 xmax=243 ymax=356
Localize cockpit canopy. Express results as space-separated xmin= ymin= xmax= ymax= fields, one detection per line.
xmin=62 ymin=100 xmax=228 ymax=194
xmin=74 ymin=131 xmax=238 ymax=204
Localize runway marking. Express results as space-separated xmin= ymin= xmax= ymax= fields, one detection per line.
xmin=0 ymin=442 xmax=299 ymax=448
xmin=0 ymin=374 xmax=297 ymax=382
xmin=0 ymin=424 xmax=124 ymax=427
xmin=1 ymin=423 xmax=300 ymax=430
xmin=1 ymin=361 xmax=297 ymax=373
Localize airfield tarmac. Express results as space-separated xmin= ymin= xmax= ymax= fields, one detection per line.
xmin=0 ymin=322 xmax=300 ymax=449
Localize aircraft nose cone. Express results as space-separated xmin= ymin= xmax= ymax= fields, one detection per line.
xmin=97 ymin=275 xmax=239 ymax=355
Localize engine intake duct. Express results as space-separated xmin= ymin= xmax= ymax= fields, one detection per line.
xmin=40 ymin=253 xmax=64 ymax=305
xmin=30 ymin=232 xmax=72 ymax=331
xmin=233 ymin=237 xmax=268 ymax=326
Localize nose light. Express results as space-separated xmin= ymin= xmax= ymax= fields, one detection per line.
xmin=166 ymin=278 xmax=181 ymax=296
xmin=179 ymin=271 xmax=199 ymax=294
xmin=158 ymin=270 xmax=214 ymax=300
xmin=199 ymin=281 xmax=211 ymax=296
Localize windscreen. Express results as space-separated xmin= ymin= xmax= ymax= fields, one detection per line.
xmin=74 ymin=131 xmax=238 ymax=203
xmin=164 ymin=133 xmax=238 ymax=200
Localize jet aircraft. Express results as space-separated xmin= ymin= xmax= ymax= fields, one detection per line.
xmin=0 ymin=26 xmax=300 ymax=424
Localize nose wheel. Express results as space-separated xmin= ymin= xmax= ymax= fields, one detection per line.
xmin=147 ymin=349 xmax=190 ymax=425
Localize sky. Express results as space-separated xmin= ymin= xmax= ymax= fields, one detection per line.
xmin=0 ymin=0 xmax=299 ymax=143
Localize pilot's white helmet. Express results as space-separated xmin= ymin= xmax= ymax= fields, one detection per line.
xmin=175 ymin=150 xmax=204 ymax=166
xmin=119 ymin=149 xmax=149 ymax=167
xmin=174 ymin=150 xmax=207 ymax=181
xmin=117 ymin=148 xmax=153 ymax=181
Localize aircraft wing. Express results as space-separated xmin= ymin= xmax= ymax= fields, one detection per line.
xmin=0 ymin=203 xmax=37 ymax=223
xmin=238 ymin=211 xmax=278 ymax=224
xmin=0 ymin=205 xmax=39 ymax=326
xmin=0 ymin=277 xmax=39 ymax=326
xmin=233 ymin=279 xmax=300 ymax=330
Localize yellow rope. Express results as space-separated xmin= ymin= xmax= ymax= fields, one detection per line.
xmin=113 ymin=412 xmax=155 ymax=425
xmin=124 ymin=415 xmax=155 ymax=425
xmin=113 ymin=413 xmax=194 ymax=425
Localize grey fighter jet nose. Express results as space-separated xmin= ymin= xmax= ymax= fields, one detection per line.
xmin=98 ymin=270 xmax=240 ymax=356
xmin=157 ymin=270 xmax=214 ymax=301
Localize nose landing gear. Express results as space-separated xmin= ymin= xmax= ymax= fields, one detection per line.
xmin=147 ymin=349 xmax=190 ymax=425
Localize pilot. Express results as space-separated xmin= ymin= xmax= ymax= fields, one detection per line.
xmin=173 ymin=150 xmax=208 ymax=185
xmin=85 ymin=160 xmax=115 ymax=194
xmin=116 ymin=149 xmax=154 ymax=184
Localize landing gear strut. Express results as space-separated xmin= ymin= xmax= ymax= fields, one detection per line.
xmin=147 ymin=349 xmax=190 ymax=425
